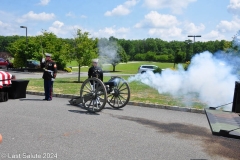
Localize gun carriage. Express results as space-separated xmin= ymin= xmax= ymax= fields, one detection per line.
xmin=69 ymin=76 xmax=130 ymax=112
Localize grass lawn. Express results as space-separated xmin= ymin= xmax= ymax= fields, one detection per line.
xmin=27 ymin=75 xmax=206 ymax=109
xmin=67 ymin=61 xmax=176 ymax=74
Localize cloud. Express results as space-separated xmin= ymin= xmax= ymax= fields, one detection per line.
xmin=93 ymin=26 xmax=130 ymax=38
xmin=52 ymin=21 xmax=64 ymax=28
xmin=217 ymin=17 xmax=240 ymax=33
xmin=48 ymin=21 xmax=66 ymax=35
xmin=143 ymin=0 xmax=197 ymax=14
xmin=20 ymin=11 xmax=55 ymax=22
xmin=66 ymin=12 xmax=75 ymax=18
xmin=80 ymin=15 xmax=87 ymax=18
xmin=227 ymin=0 xmax=240 ymax=16
xmin=202 ymin=30 xmax=226 ymax=41
xmin=38 ymin=0 xmax=51 ymax=6
xmin=43 ymin=23 xmax=91 ymax=38
xmin=183 ymin=22 xmax=205 ymax=34
xmin=66 ymin=12 xmax=87 ymax=19
xmin=134 ymin=11 xmax=179 ymax=28
xmin=0 ymin=21 xmax=10 ymax=29
xmin=0 ymin=21 xmax=19 ymax=36
xmin=104 ymin=0 xmax=139 ymax=16
xmin=134 ymin=11 xmax=208 ymax=41
xmin=148 ymin=26 xmax=182 ymax=39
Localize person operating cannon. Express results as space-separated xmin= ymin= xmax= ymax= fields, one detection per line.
xmin=88 ymin=59 xmax=103 ymax=81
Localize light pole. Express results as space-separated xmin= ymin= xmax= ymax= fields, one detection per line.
xmin=188 ymin=35 xmax=201 ymax=54
xmin=20 ymin=26 xmax=27 ymax=45
xmin=188 ymin=35 xmax=201 ymax=43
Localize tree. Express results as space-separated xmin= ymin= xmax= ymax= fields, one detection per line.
xmin=7 ymin=32 xmax=70 ymax=69
xmin=221 ymin=40 xmax=232 ymax=51
xmin=72 ymin=29 xmax=98 ymax=82
xmin=184 ymin=39 xmax=193 ymax=61
xmin=174 ymin=49 xmax=186 ymax=67
xmin=0 ymin=35 xmax=23 ymax=52
xmin=145 ymin=38 xmax=158 ymax=53
xmin=7 ymin=37 xmax=32 ymax=68
xmin=36 ymin=31 xmax=70 ymax=70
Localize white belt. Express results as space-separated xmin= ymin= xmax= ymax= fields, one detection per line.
xmin=44 ymin=69 xmax=55 ymax=81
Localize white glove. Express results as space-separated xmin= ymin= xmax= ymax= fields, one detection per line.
xmin=42 ymin=58 xmax=45 ymax=63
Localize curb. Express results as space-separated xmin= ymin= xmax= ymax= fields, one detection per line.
xmin=26 ymin=91 xmax=205 ymax=114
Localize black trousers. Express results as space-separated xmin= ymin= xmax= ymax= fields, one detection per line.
xmin=44 ymin=79 xmax=53 ymax=100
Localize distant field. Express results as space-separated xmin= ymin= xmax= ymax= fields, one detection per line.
xmin=67 ymin=61 xmax=175 ymax=74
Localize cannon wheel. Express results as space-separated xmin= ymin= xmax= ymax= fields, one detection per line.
xmin=107 ymin=77 xmax=130 ymax=109
xmin=80 ymin=78 xmax=107 ymax=112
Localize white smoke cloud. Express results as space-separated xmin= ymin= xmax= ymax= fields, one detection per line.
xmin=128 ymin=51 xmax=239 ymax=111
xmin=233 ymin=30 xmax=240 ymax=50
xmin=97 ymin=39 xmax=120 ymax=69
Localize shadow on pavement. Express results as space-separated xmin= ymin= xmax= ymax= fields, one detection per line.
xmin=54 ymin=80 xmax=84 ymax=83
xmin=103 ymin=106 xmax=124 ymax=111
xmin=19 ymin=98 xmax=45 ymax=101
xmin=113 ymin=115 xmax=240 ymax=160
xmin=68 ymin=110 xmax=99 ymax=115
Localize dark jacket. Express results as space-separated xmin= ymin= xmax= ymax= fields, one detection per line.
xmin=42 ymin=60 xmax=57 ymax=80
xmin=88 ymin=66 xmax=103 ymax=81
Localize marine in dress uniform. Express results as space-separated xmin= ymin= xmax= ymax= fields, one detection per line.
xmin=88 ymin=59 xmax=103 ymax=81
xmin=42 ymin=53 xmax=57 ymax=101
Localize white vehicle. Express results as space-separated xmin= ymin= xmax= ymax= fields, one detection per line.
xmin=138 ymin=65 xmax=159 ymax=74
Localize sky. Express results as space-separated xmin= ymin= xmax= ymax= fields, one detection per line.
xmin=0 ymin=0 xmax=240 ymax=41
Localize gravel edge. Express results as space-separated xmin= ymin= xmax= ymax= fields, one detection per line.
xmin=26 ymin=91 xmax=205 ymax=114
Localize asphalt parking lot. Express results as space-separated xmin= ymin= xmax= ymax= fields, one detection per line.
xmin=0 ymin=94 xmax=239 ymax=160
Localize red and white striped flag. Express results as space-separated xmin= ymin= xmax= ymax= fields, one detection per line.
xmin=0 ymin=71 xmax=12 ymax=88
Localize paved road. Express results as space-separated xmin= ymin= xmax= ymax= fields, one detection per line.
xmin=1 ymin=69 xmax=134 ymax=79
xmin=0 ymin=95 xmax=239 ymax=160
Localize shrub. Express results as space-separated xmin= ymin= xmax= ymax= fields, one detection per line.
xmin=153 ymin=67 xmax=162 ymax=74
xmin=64 ymin=67 xmax=72 ymax=72
xmin=156 ymin=55 xmax=169 ymax=62
xmin=134 ymin=53 xmax=146 ymax=61
xmin=184 ymin=61 xmax=190 ymax=71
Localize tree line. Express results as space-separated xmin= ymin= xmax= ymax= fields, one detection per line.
xmin=0 ymin=32 xmax=234 ymax=70
xmin=117 ymin=38 xmax=232 ymax=64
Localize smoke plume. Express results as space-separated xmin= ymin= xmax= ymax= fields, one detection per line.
xmin=97 ymin=39 xmax=120 ymax=69
xmin=128 ymin=51 xmax=239 ymax=111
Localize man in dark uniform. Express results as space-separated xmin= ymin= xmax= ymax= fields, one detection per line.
xmin=88 ymin=59 xmax=103 ymax=81
xmin=88 ymin=59 xmax=103 ymax=106
xmin=42 ymin=53 xmax=57 ymax=101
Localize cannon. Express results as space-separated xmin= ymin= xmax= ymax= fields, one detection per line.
xmin=69 ymin=76 xmax=130 ymax=112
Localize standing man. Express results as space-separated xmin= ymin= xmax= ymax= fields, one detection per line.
xmin=42 ymin=53 xmax=57 ymax=101
xmin=88 ymin=59 xmax=103 ymax=81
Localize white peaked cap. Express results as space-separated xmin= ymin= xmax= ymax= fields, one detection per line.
xmin=92 ymin=59 xmax=98 ymax=63
xmin=45 ymin=53 xmax=52 ymax=57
